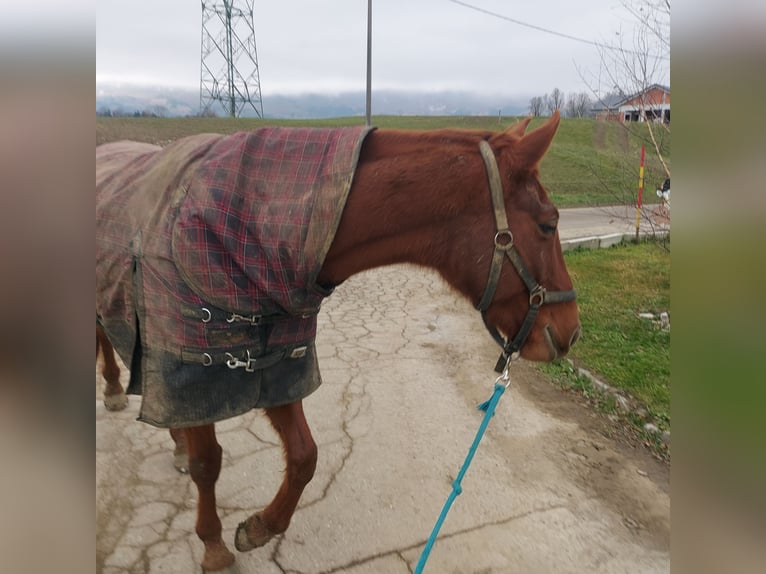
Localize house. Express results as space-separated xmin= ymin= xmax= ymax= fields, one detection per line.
xmin=592 ymin=84 xmax=670 ymax=123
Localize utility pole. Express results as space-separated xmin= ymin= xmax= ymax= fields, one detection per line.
xmin=200 ymin=0 xmax=263 ymax=118
xmin=365 ymin=0 xmax=372 ymax=126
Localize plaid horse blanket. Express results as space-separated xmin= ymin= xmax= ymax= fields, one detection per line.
xmin=96 ymin=126 xmax=372 ymax=427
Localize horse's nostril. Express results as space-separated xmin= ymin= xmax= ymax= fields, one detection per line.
xmin=569 ymin=326 xmax=581 ymax=347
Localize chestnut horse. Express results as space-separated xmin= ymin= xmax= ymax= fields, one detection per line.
xmin=96 ymin=112 xmax=579 ymax=572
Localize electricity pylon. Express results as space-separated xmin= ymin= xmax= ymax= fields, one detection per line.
xmin=199 ymin=0 xmax=263 ymax=118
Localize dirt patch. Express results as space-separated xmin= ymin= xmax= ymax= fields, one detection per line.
xmin=510 ymin=360 xmax=670 ymax=550
xmin=593 ymin=120 xmax=608 ymax=150
xmin=593 ymin=120 xmax=632 ymax=153
xmin=617 ymin=125 xmax=631 ymax=152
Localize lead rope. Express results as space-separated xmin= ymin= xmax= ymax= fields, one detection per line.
xmin=413 ymin=361 xmax=513 ymax=574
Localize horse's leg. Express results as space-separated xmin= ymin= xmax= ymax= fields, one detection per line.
xmin=185 ymin=424 xmax=235 ymax=572
xmin=96 ymin=326 xmax=128 ymax=411
xmin=235 ymin=400 xmax=317 ymax=551
xmin=169 ymin=427 xmax=190 ymax=474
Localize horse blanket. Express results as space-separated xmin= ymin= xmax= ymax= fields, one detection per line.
xmin=96 ymin=126 xmax=373 ymax=427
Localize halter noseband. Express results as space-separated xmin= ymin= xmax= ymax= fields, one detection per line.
xmin=476 ymin=140 xmax=576 ymax=372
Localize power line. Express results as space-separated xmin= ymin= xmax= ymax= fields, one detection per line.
xmin=445 ymin=0 xmax=669 ymax=61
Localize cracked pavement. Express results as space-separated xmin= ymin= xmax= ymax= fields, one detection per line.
xmin=97 ymin=209 xmax=670 ymax=573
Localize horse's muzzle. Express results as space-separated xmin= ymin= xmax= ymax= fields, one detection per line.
xmin=544 ymin=323 xmax=581 ymax=359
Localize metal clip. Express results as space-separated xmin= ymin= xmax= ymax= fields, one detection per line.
xmin=494 ymin=363 xmax=513 ymax=389
xmin=225 ymin=350 xmax=256 ymax=372
xmin=226 ymin=312 xmax=261 ymax=325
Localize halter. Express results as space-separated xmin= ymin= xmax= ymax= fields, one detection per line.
xmin=476 ymin=140 xmax=577 ymax=372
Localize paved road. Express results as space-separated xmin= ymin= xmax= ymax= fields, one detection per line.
xmin=558 ymin=206 xmax=669 ymax=248
xmin=96 ymin=208 xmax=670 ymax=573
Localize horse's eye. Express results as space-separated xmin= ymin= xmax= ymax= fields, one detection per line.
xmin=539 ymin=222 xmax=557 ymax=235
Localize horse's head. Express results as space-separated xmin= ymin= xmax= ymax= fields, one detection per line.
xmin=472 ymin=111 xmax=580 ymax=362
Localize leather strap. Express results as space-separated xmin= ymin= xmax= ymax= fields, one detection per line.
xmin=474 ymin=139 xmax=576 ymax=371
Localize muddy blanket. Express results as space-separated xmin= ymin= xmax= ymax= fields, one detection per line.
xmin=96 ymin=126 xmax=372 ymax=427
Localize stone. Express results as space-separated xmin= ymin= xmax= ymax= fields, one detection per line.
xmin=614 ymin=394 xmax=631 ymax=412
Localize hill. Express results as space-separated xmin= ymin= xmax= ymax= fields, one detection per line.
xmin=96 ymin=84 xmax=529 ymax=120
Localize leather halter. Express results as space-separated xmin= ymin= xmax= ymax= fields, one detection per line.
xmin=476 ymin=140 xmax=576 ymax=372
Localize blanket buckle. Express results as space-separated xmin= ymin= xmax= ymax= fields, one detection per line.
xmin=226 ymin=312 xmax=261 ymax=325
xmin=225 ymin=350 xmax=257 ymax=372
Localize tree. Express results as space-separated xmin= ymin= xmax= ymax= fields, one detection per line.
xmin=198 ymin=107 xmax=219 ymax=118
xmin=547 ymin=88 xmax=564 ymax=115
xmin=528 ymin=96 xmax=544 ymax=117
xmin=581 ymin=0 xmax=670 ymax=177
xmin=564 ymin=92 xmax=593 ymax=118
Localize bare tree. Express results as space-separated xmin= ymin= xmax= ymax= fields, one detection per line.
xmin=528 ymin=96 xmax=544 ymax=117
xmin=564 ymin=94 xmax=576 ymax=118
xmin=564 ymin=92 xmax=593 ymax=118
xmin=547 ymin=88 xmax=564 ymax=114
xmin=581 ymin=0 xmax=670 ymax=177
xmin=541 ymin=94 xmax=552 ymax=116
xmin=198 ymin=107 xmax=219 ymax=118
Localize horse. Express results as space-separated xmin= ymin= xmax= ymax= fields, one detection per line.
xmin=95 ymin=112 xmax=579 ymax=572
xmin=96 ymin=326 xmax=191 ymax=472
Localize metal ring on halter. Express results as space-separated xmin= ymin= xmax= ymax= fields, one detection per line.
xmin=493 ymin=229 xmax=514 ymax=250
xmin=201 ymin=307 xmax=212 ymax=323
xmin=529 ymin=286 xmax=545 ymax=306
xmin=201 ymin=353 xmax=213 ymax=366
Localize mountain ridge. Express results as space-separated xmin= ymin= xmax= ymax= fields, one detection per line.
xmin=96 ymin=83 xmax=530 ymax=119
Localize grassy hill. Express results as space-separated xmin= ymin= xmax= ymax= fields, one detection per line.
xmin=96 ymin=115 xmax=670 ymax=208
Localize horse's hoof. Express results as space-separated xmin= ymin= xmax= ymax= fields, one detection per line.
xmin=173 ymin=451 xmax=189 ymax=474
xmin=234 ymin=514 xmax=274 ymax=551
xmin=103 ymin=392 xmax=128 ymax=411
xmin=201 ymin=542 xmax=235 ymax=573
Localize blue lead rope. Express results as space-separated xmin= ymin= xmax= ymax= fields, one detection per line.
xmin=413 ymin=381 xmax=508 ymax=574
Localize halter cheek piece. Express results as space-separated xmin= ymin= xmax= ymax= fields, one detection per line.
xmin=476 ymin=140 xmax=576 ymax=372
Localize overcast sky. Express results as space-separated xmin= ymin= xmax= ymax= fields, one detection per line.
xmin=96 ymin=0 xmax=668 ymax=98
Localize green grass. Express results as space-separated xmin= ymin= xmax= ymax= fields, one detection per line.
xmin=540 ymin=240 xmax=670 ymax=424
xmin=96 ymin=115 xmax=670 ymax=208
xmin=538 ymin=117 xmax=670 ymax=207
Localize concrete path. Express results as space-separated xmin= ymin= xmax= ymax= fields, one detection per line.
xmin=558 ymin=205 xmax=669 ymax=251
xmin=96 ymin=207 xmax=670 ymax=574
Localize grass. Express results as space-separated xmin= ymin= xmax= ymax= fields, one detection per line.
xmin=96 ymin=115 xmax=670 ymax=208
xmin=538 ymin=240 xmax=670 ymax=429
xmin=538 ymin=117 xmax=670 ymax=207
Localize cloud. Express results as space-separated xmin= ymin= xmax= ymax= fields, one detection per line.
xmin=97 ymin=0 xmax=653 ymax=97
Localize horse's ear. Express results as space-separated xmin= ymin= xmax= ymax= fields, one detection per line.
xmin=516 ymin=110 xmax=560 ymax=167
xmin=505 ymin=117 xmax=532 ymax=138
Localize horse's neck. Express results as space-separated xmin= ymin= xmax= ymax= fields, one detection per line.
xmin=318 ymin=129 xmax=490 ymax=287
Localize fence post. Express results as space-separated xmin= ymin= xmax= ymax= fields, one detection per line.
xmin=635 ymin=146 xmax=645 ymax=241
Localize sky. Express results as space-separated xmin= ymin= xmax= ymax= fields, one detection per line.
xmin=96 ymin=0 xmax=669 ymax=99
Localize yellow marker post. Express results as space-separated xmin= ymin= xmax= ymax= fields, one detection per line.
xmin=635 ymin=146 xmax=645 ymax=241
